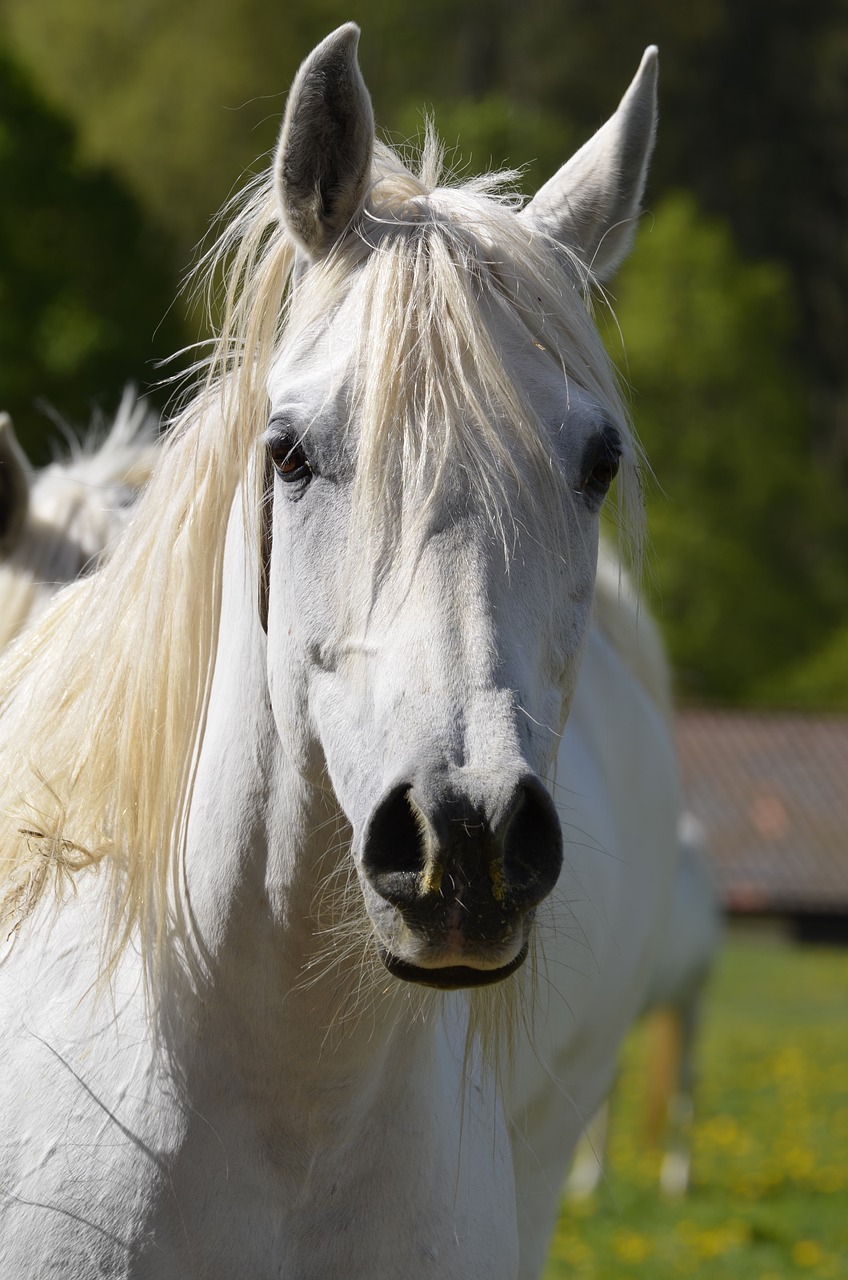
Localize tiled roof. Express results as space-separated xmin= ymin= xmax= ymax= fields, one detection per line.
xmin=676 ymin=711 xmax=848 ymax=914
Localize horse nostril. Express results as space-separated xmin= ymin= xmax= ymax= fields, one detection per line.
xmin=361 ymin=783 xmax=428 ymax=905
xmin=501 ymin=777 xmax=563 ymax=911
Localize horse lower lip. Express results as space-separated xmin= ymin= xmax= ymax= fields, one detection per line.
xmin=378 ymin=943 xmax=529 ymax=990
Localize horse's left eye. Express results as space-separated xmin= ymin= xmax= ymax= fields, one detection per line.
xmin=580 ymin=433 xmax=621 ymax=505
xmin=270 ymin=437 xmax=312 ymax=484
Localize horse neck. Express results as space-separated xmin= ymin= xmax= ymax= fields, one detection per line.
xmin=174 ymin=495 xmax=444 ymax=1115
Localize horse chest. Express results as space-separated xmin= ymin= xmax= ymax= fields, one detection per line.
xmin=0 ymin=897 xmax=519 ymax=1280
xmin=155 ymin=1016 xmax=519 ymax=1279
xmin=159 ymin=1120 xmax=518 ymax=1280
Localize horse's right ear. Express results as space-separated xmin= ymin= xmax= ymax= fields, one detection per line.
xmin=275 ymin=24 xmax=374 ymax=260
xmin=0 ymin=414 xmax=31 ymax=556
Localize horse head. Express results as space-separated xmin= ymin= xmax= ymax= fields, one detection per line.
xmin=252 ymin=26 xmax=657 ymax=991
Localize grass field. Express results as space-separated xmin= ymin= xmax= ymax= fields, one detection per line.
xmin=542 ymin=930 xmax=848 ymax=1279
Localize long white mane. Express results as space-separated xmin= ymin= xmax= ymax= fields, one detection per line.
xmin=0 ymin=391 xmax=158 ymax=651
xmin=0 ymin=135 xmax=642 ymax=969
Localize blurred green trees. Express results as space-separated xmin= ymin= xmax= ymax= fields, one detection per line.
xmin=1 ymin=0 xmax=846 ymax=707
xmin=0 ymin=41 xmax=186 ymax=460
xmin=611 ymin=194 xmax=848 ymax=704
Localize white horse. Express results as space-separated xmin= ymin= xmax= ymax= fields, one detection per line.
xmin=0 ymin=27 xmax=678 ymax=1280
xmin=0 ymin=389 xmax=157 ymax=649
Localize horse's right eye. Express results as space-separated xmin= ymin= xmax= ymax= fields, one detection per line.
xmin=270 ymin=438 xmax=312 ymax=484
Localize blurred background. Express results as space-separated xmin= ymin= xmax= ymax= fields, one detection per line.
xmin=1 ymin=2 xmax=846 ymax=1276
xmin=3 ymin=0 xmax=848 ymax=710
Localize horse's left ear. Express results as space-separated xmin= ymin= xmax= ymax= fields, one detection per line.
xmin=519 ymin=47 xmax=658 ymax=280
xmin=275 ymin=24 xmax=374 ymax=259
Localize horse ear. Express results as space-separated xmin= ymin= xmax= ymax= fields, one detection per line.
xmin=519 ymin=47 xmax=658 ymax=280
xmin=275 ymin=24 xmax=374 ymax=259
xmin=0 ymin=413 xmax=31 ymax=556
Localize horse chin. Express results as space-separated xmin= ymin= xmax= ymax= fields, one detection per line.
xmin=378 ymin=942 xmax=529 ymax=990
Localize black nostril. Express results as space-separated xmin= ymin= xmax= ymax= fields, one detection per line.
xmin=363 ymin=775 xmax=562 ymax=915
xmin=361 ymin=783 xmax=428 ymax=905
xmin=501 ymin=777 xmax=563 ymax=910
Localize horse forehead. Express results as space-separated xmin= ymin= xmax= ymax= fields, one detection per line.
xmin=268 ymin=293 xmax=596 ymax=436
xmin=267 ymin=306 xmax=356 ymax=411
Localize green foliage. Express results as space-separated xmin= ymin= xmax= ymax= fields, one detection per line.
xmin=610 ymin=194 xmax=848 ymax=703
xmin=0 ymin=0 xmax=690 ymax=250
xmin=0 ymin=0 xmax=477 ymax=252
xmin=764 ymin=622 xmax=848 ymax=711
xmin=544 ymin=935 xmax=848 ymax=1279
xmin=0 ymin=41 xmax=187 ymax=461
xmin=2 ymin=0 xmax=279 ymax=248
xmin=391 ymin=94 xmax=577 ymax=196
xmin=2 ymin=1 xmax=848 ymax=705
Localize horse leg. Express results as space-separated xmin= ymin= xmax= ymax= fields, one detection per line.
xmin=644 ymin=1005 xmax=682 ymax=1149
xmin=658 ymin=999 xmax=700 ymax=1198
xmin=564 ymin=1096 xmax=611 ymax=1200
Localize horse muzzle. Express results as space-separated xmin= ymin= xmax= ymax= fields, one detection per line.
xmin=359 ymin=772 xmax=563 ymax=989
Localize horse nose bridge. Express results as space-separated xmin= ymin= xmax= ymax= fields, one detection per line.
xmin=362 ymin=546 xmax=561 ymax=773
xmin=371 ymin=527 xmax=533 ymax=694
xmin=371 ymin=680 xmax=536 ymax=784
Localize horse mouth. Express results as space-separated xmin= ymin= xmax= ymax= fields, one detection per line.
xmin=378 ymin=942 xmax=529 ymax=990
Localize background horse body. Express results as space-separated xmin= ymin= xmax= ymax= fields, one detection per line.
xmin=644 ymin=813 xmax=722 ymax=1196
xmin=565 ymin=809 xmax=722 ymax=1203
xmin=565 ymin=555 xmax=723 ymax=1205
xmin=0 ymin=390 xmax=157 ymax=649
xmin=0 ymin=28 xmax=678 ymax=1280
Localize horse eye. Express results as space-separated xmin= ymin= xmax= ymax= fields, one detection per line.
xmin=587 ymin=456 xmax=618 ymax=492
xmin=580 ymin=434 xmax=621 ymax=504
xmin=269 ymin=437 xmax=312 ymax=484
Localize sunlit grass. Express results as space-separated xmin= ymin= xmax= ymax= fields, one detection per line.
xmin=543 ymin=930 xmax=848 ymax=1278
